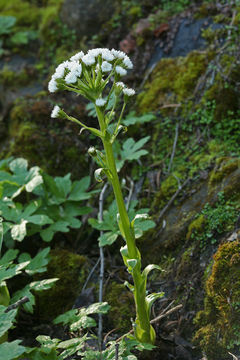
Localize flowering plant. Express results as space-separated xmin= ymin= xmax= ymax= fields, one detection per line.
xmin=49 ymin=48 xmax=163 ymax=344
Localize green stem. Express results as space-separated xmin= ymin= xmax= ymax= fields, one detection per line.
xmin=95 ymin=107 xmax=154 ymax=344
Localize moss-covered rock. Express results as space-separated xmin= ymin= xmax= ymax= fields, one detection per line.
xmin=105 ymin=281 xmax=135 ymax=333
xmin=1 ymin=96 xmax=89 ymax=177
xmin=194 ymin=241 xmax=240 ymax=359
xmin=35 ymin=249 xmax=88 ymax=321
xmin=137 ymin=51 xmax=210 ymax=113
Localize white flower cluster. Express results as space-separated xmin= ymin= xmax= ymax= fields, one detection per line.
xmin=51 ymin=105 xmax=61 ymax=118
xmin=116 ymin=82 xmax=135 ymax=97
xmin=48 ymin=48 xmax=133 ymax=93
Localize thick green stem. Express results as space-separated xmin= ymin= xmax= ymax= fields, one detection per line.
xmin=95 ymin=107 xmax=154 ymax=343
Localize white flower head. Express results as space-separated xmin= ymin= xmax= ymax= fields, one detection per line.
xmin=68 ymin=61 xmax=82 ymax=76
xmin=101 ymin=48 xmax=114 ymax=61
xmin=82 ymin=54 xmax=96 ymax=66
xmin=123 ymin=87 xmax=135 ymax=97
xmin=51 ymin=105 xmax=61 ymax=118
xmin=123 ymin=56 xmax=133 ymax=69
xmin=116 ymin=82 xmax=125 ymax=89
xmin=53 ymin=63 xmax=66 ymax=79
xmin=96 ymin=98 xmax=107 ymax=107
xmin=115 ymin=66 xmax=127 ymax=76
xmin=111 ymin=49 xmax=125 ymax=59
xmin=88 ymin=48 xmax=102 ymax=58
xmin=48 ymin=78 xmax=58 ymax=93
xmin=65 ymin=71 xmax=77 ymax=84
xmin=101 ymin=61 xmax=112 ymax=73
xmin=70 ymin=51 xmax=84 ymax=61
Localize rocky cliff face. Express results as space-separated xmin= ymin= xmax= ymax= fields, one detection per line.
xmin=0 ymin=1 xmax=239 ymax=359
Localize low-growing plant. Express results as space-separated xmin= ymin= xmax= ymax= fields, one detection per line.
xmin=191 ymin=192 xmax=238 ymax=249
xmin=48 ymin=47 xmax=164 ymax=345
xmin=0 ymin=157 xmax=94 ymax=246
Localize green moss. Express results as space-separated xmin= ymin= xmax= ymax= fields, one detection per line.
xmin=105 ymin=282 xmax=135 ymax=333
xmin=153 ymin=175 xmax=179 ymax=210
xmin=209 ymin=159 xmax=239 ymax=186
xmin=194 ymin=241 xmax=240 ymax=358
xmin=186 ymin=214 xmax=205 ymax=240
xmin=0 ymin=0 xmax=40 ymax=28
xmin=137 ymin=51 xmax=209 ymax=113
xmin=0 ymin=67 xmax=31 ymax=88
xmin=35 ymin=249 xmax=88 ymax=321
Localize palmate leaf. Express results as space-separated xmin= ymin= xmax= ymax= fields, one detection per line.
xmin=18 ymin=247 xmax=51 ymax=275
xmin=115 ymin=136 xmax=150 ymax=171
xmin=123 ymin=111 xmax=156 ymax=126
xmin=0 ymin=249 xmax=19 ymax=265
xmin=11 ymin=278 xmax=58 ymax=313
xmin=0 ymin=262 xmax=29 ymax=283
xmin=68 ymin=176 xmax=98 ymax=201
xmin=0 ymin=305 xmax=17 ymax=338
xmin=58 ymin=336 xmax=88 ymax=359
xmin=40 ymin=221 xmax=70 ymax=242
xmin=0 ymin=340 xmax=26 ymax=360
xmin=54 ymin=302 xmax=110 ymax=331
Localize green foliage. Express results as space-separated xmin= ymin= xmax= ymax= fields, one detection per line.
xmin=0 ymin=16 xmax=16 ymax=36
xmin=0 ymin=158 xmax=93 ymax=245
xmin=54 ymin=302 xmax=110 ymax=330
xmin=114 ymin=136 xmax=150 ymax=171
xmin=89 ymin=200 xmax=155 ymax=247
xmin=0 ymin=305 xmax=17 ymax=338
xmin=0 ymin=340 xmax=26 ymax=360
xmin=122 ymin=111 xmax=156 ymax=126
xmin=190 ymin=192 xmax=238 ymax=249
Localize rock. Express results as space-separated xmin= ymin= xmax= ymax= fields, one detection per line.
xmin=119 ymin=34 xmax=136 ymax=54
xmin=60 ymin=0 xmax=118 ymax=38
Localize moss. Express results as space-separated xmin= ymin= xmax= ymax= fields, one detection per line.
xmin=153 ymin=175 xmax=179 ymax=210
xmin=137 ymin=51 xmax=209 ymax=113
xmin=0 ymin=67 xmax=31 ymax=88
xmin=35 ymin=249 xmax=88 ymax=321
xmin=0 ymin=0 xmax=40 ymax=28
xmin=105 ymin=282 xmax=135 ymax=333
xmin=186 ymin=214 xmax=205 ymax=240
xmin=2 ymin=97 xmax=89 ymax=177
xmin=209 ymin=159 xmax=239 ymax=186
xmin=194 ymin=241 xmax=240 ymax=359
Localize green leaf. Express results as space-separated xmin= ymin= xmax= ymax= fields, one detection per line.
xmin=25 ymin=175 xmax=43 ymax=192
xmin=9 ymin=158 xmax=28 ymax=174
xmin=0 ymin=249 xmax=19 ymax=265
xmin=146 ymin=292 xmax=165 ymax=317
xmin=55 ymin=173 xmax=72 ymax=198
xmin=123 ymin=111 xmax=156 ymax=126
xmin=12 ymin=278 xmax=58 ymax=313
xmin=24 ymin=247 xmax=51 ymax=275
xmin=29 ymin=278 xmax=58 ymax=291
xmin=42 ymin=173 xmax=64 ymax=204
xmin=53 ymin=309 xmax=78 ymax=326
xmin=142 ymin=264 xmax=162 ymax=279
xmin=98 ymin=232 xmax=118 ymax=246
xmin=11 ymin=220 xmax=28 ymax=241
xmin=0 ymin=340 xmax=26 ymax=360
xmin=0 ymin=16 xmax=16 ymax=35
xmin=25 ymin=215 xmax=53 ymax=226
xmin=0 ymin=261 xmax=29 ymax=283
xmin=68 ymin=176 xmax=97 ymax=201
xmin=22 ymin=200 xmax=42 ymax=217
xmin=85 ymin=302 xmax=110 ymax=315
xmin=115 ymin=136 xmax=150 ymax=170
xmin=40 ymin=221 xmax=70 ymax=242
xmin=0 ymin=305 xmax=17 ymax=337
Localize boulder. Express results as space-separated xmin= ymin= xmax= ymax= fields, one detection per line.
xmin=60 ymin=0 xmax=118 ymax=38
